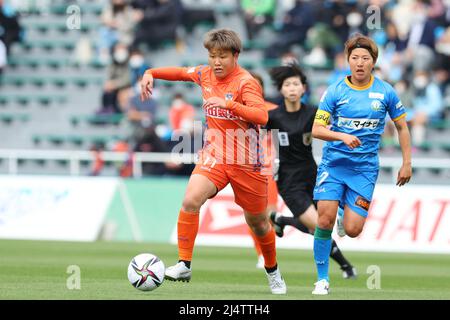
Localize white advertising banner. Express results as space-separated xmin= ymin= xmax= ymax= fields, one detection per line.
xmin=0 ymin=175 xmax=118 ymax=241
xmin=187 ymin=184 xmax=450 ymax=254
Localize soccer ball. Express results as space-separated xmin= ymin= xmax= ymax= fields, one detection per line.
xmin=127 ymin=253 xmax=165 ymax=291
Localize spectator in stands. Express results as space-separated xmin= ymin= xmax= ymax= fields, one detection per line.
xmin=435 ymin=26 xmax=450 ymax=95
xmin=382 ymin=79 xmax=415 ymax=152
xmin=240 ymin=0 xmax=276 ymax=40
xmin=409 ymin=69 xmax=444 ymax=147
xmin=280 ymin=51 xmax=299 ymax=66
xmin=169 ymin=93 xmax=195 ymax=133
xmin=404 ymin=0 xmax=439 ymax=72
xmin=318 ymin=0 xmax=354 ymax=47
xmin=123 ymin=80 xmax=158 ymax=145
xmin=128 ymin=47 xmax=150 ymax=86
xmin=98 ymin=42 xmax=132 ymax=115
xmin=181 ymin=5 xmax=216 ymax=35
xmin=167 ymin=93 xmax=197 ymax=176
xmin=377 ymin=21 xmax=408 ymax=83
xmin=327 ymin=52 xmax=350 ymax=85
xmin=0 ymin=0 xmax=21 ymax=70
xmin=134 ymin=126 xmax=171 ymax=176
xmin=132 ymin=0 xmax=183 ymax=50
xmin=98 ymin=0 xmax=140 ymax=65
xmin=264 ymin=0 xmax=315 ymax=59
xmin=303 ymin=22 xmax=341 ymax=68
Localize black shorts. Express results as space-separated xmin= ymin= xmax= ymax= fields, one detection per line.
xmin=276 ymin=163 xmax=317 ymax=217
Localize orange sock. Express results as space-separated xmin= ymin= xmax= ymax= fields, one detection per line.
xmin=177 ymin=209 xmax=199 ymax=262
xmin=255 ymin=227 xmax=277 ymax=269
xmin=248 ymin=226 xmax=262 ymax=257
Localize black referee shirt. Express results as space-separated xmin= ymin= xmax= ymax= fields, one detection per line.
xmin=265 ymin=102 xmax=317 ymax=167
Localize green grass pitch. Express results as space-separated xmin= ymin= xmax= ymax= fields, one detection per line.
xmin=1 ymin=239 xmax=449 ymax=300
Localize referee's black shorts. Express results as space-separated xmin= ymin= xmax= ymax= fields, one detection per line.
xmin=276 ymin=163 xmax=317 ymax=217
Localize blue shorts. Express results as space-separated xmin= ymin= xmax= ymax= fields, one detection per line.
xmin=313 ymin=165 xmax=378 ymax=218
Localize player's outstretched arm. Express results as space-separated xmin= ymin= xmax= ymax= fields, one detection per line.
xmin=141 ymin=67 xmax=199 ymax=101
xmin=394 ymin=117 xmax=412 ymax=186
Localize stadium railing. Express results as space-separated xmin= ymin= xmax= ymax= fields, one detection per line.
xmin=0 ymin=149 xmax=449 ymax=182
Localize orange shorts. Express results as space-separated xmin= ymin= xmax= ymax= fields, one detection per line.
xmin=192 ymin=163 xmax=268 ymax=214
xmin=267 ymin=176 xmax=278 ymax=208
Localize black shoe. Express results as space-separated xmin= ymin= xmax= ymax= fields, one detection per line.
xmin=269 ymin=212 xmax=285 ymax=238
xmin=341 ymin=265 xmax=357 ymax=279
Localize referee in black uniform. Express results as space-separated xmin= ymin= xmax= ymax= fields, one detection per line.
xmin=265 ymin=64 xmax=356 ymax=279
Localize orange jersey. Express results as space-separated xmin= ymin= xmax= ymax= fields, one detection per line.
xmin=146 ymin=65 xmax=268 ymax=171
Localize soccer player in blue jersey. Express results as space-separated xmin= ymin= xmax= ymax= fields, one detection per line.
xmin=311 ymin=34 xmax=412 ymax=295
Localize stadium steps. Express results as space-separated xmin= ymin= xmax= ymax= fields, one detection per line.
xmin=69 ymin=114 xmax=125 ymax=126
xmin=22 ymin=20 xmax=102 ymax=35
xmin=8 ymin=158 xmax=116 ymax=176
xmin=1 ymin=73 xmax=104 ymax=90
xmin=381 ymin=140 xmax=450 ymax=154
xmin=6 ymin=56 xmax=106 ymax=71
xmin=0 ymin=93 xmax=68 ymax=107
xmin=0 ymin=113 xmax=31 ymax=124
xmin=48 ymin=2 xmax=103 ymax=16
xmin=20 ymin=39 xmax=77 ymax=51
xmin=429 ymin=119 xmax=450 ymax=130
xmin=32 ymin=133 xmax=127 ymax=148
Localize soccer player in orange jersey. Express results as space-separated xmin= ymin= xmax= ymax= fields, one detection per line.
xmin=140 ymin=29 xmax=286 ymax=294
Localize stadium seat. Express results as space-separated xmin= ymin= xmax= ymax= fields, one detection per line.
xmin=70 ymin=114 xmax=124 ymax=126
xmin=49 ymin=3 xmax=103 ymax=16
xmin=0 ymin=75 xmax=26 ymax=87
xmin=21 ymin=39 xmax=76 ymax=51
xmin=0 ymin=113 xmax=31 ymax=124
xmin=32 ymin=133 xmax=126 ymax=148
xmin=430 ymin=119 xmax=450 ymax=131
xmin=243 ymin=40 xmax=270 ymax=51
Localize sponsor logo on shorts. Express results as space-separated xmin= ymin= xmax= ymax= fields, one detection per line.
xmin=355 ymin=196 xmax=370 ymax=211
xmin=337 ymin=117 xmax=379 ymax=130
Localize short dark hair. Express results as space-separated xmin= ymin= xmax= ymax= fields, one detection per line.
xmin=269 ymin=64 xmax=307 ymax=91
xmin=203 ymin=29 xmax=242 ymax=55
xmin=344 ymin=33 xmax=379 ymax=63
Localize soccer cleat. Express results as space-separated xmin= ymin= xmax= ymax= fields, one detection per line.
xmin=164 ymin=262 xmax=192 ymax=282
xmin=269 ymin=212 xmax=285 ymax=238
xmin=342 ymin=265 xmax=357 ymax=279
xmin=266 ymin=267 xmax=287 ymax=294
xmin=312 ymin=279 xmax=330 ymax=295
xmin=256 ymin=255 xmax=265 ymax=269
xmin=336 ymin=212 xmax=346 ymax=237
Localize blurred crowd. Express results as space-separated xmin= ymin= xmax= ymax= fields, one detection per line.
xmin=1 ymin=0 xmax=450 ymax=176
xmin=0 ymin=0 xmax=22 ymax=74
